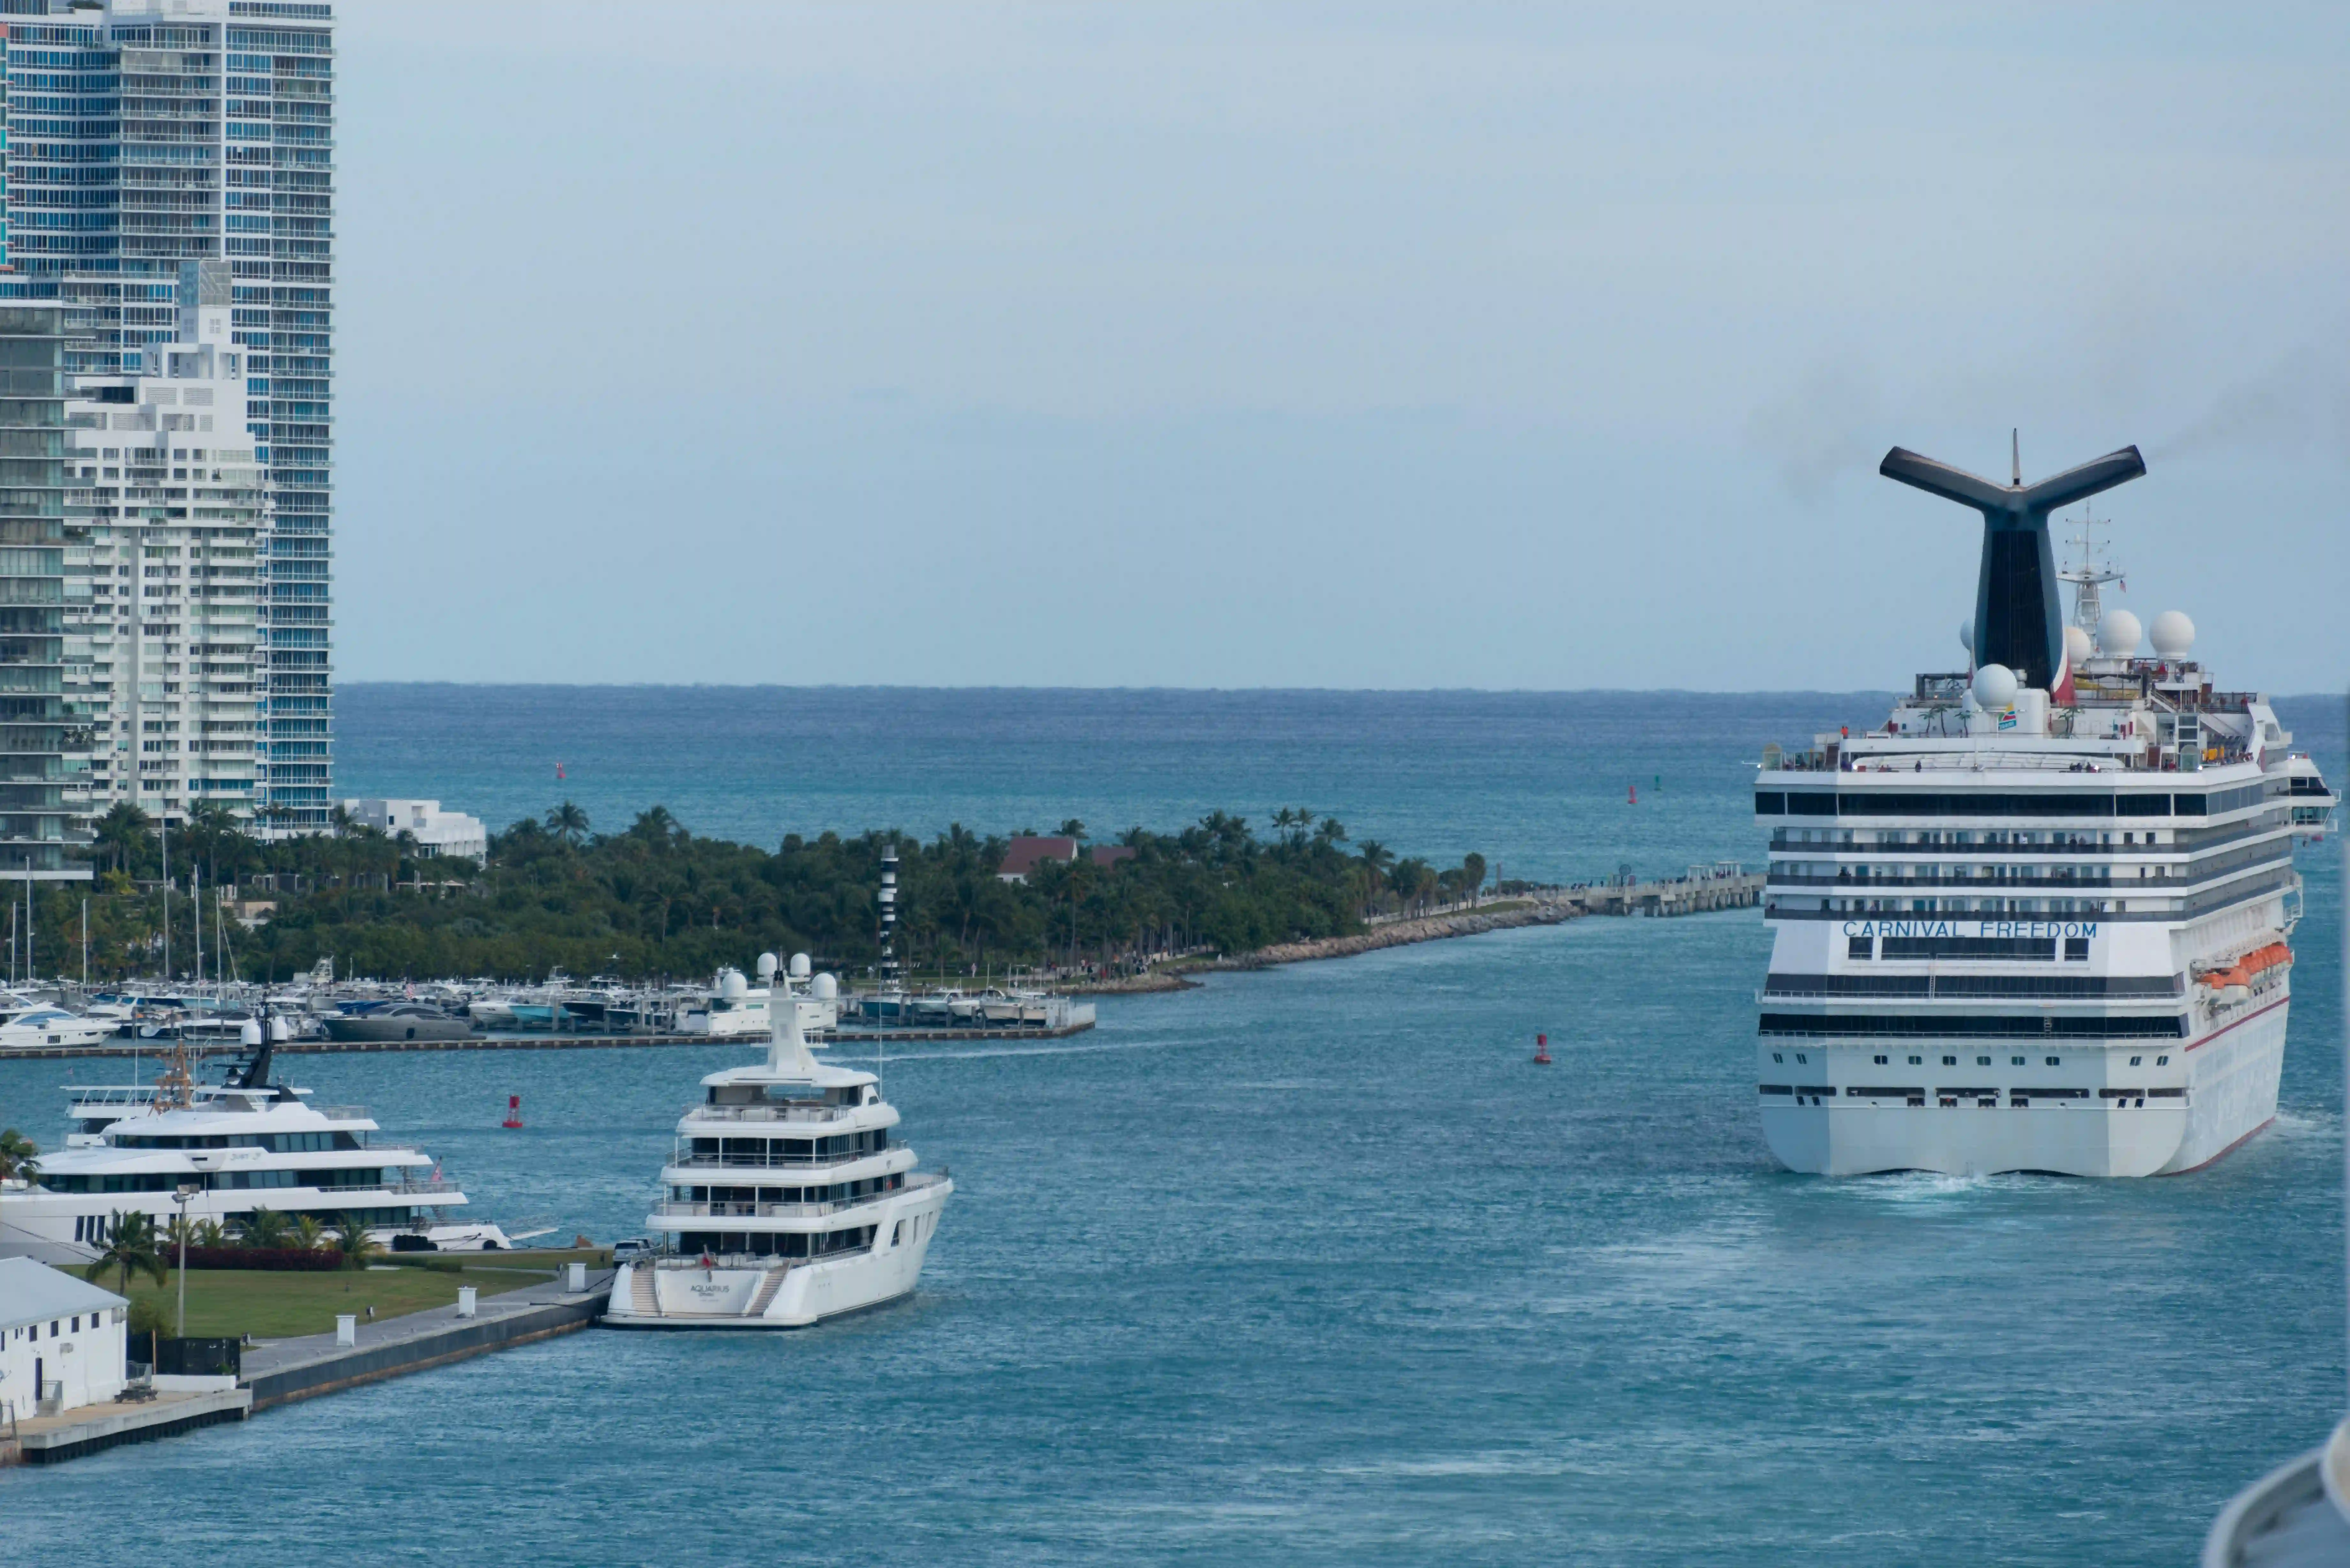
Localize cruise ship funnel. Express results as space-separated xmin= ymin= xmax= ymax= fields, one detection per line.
xmin=1878 ymin=443 xmax=2145 ymax=689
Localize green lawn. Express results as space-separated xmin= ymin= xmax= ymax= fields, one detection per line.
xmin=106 ymin=1261 xmax=554 ymax=1340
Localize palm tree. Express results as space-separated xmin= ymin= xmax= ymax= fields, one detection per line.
xmin=1316 ymin=817 xmax=1348 ymax=845
xmin=86 ymin=1210 xmax=168 ymax=1295
xmin=193 ymin=1218 xmax=227 ymax=1249
xmin=292 ymin=1213 xmax=327 ymax=1253
xmin=333 ymin=1214 xmax=381 ymax=1270
xmin=1356 ymin=840 xmax=1394 ymax=890
xmin=1058 ymin=818 xmax=1087 ymax=841
xmin=546 ymin=801 xmax=591 ymax=847
xmin=0 ymin=1127 xmax=37 ymax=1182
xmin=239 ymin=1206 xmax=292 ymax=1249
xmin=92 ymin=801 xmax=153 ymax=877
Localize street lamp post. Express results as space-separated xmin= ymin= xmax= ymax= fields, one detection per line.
xmin=172 ymin=1183 xmax=198 ymax=1338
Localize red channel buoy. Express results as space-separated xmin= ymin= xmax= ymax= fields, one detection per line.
xmin=1628 ymin=784 xmax=1637 ymax=805
xmin=502 ymin=1094 xmax=524 ymax=1129
xmin=1533 ymin=1032 xmax=1552 ymax=1066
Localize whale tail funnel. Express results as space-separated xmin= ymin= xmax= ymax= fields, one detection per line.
xmin=1879 ymin=442 xmax=2145 ymax=690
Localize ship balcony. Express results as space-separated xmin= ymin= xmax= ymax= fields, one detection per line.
xmin=680 ymin=1102 xmax=870 ymax=1127
xmin=663 ymin=1147 xmax=904 ymax=1175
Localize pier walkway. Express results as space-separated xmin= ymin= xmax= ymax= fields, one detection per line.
xmin=242 ymin=1268 xmax=613 ymax=1411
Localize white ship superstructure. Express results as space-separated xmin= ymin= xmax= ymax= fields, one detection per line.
xmin=0 ymin=1023 xmax=508 ymax=1263
xmin=605 ymin=954 xmax=950 ymax=1329
xmin=1755 ymin=441 xmax=2334 ymax=1178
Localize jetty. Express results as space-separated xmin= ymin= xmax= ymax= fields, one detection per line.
xmin=1556 ymin=864 xmax=1765 ymax=918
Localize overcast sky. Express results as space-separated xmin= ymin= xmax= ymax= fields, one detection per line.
xmin=334 ymin=2 xmax=2349 ymax=691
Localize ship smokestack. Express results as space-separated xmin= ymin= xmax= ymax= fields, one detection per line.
xmin=1878 ymin=441 xmax=2146 ymax=690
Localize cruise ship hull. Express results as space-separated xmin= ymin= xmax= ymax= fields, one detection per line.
xmin=602 ymin=1180 xmax=949 ymax=1330
xmin=1758 ymin=1000 xmax=2286 ymax=1178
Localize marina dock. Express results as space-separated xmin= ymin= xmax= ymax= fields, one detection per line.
xmin=0 ymin=1022 xmax=1097 ymax=1060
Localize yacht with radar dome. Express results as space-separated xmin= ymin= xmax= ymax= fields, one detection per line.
xmin=604 ymin=951 xmax=951 ymax=1328
xmin=1753 ymin=437 xmax=2334 ymax=1177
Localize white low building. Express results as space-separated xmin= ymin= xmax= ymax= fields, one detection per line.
xmin=0 ymin=1257 xmax=128 ymax=1418
xmin=340 ymin=798 xmax=490 ymax=861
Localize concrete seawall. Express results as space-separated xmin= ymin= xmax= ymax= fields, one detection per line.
xmin=243 ymin=1273 xmax=613 ymax=1412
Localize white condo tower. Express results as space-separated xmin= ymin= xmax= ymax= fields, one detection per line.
xmin=1753 ymin=441 xmax=2335 ymax=1178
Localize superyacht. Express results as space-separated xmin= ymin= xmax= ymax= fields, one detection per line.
xmin=0 ymin=1019 xmax=511 ymax=1263
xmin=1755 ymin=440 xmax=2335 ymax=1177
xmin=605 ymin=953 xmax=951 ymax=1328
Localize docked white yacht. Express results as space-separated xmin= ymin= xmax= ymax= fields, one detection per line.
xmin=605 ymin=954 xmax=951 ymax=1329
xmin=0 ymin=1022 xmax=512 ymax=1264
xmin=1755 ymin=442 xmax=2334 ymax=1178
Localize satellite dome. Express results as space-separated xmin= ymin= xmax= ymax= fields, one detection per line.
xmin=2149 ymin=610 xmax=2195 ymax=660
xmin=2097 ymin=608 xmax=2142 ymax=658
xmin=813 ymin=973 xmax=838 ymax=1000
xmin=790 ymin=952 xmax=812 ymax=979
xmin=241 ymin=1017 xmax=264 ymax=1047
xmin=2063 ymin=625 xmax=2093 ymax=670
xmin=1959 ymin=620 xmax=1974 ymax=654
xmin=723 ymin=967 xmax=750 ymax=999
xmin=1972 ymin=664 xmax=2019 ymax=709
xmin=755 ymin=952 xmax=777 ymax=979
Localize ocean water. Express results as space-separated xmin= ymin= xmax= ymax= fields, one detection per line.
xmin=0 ymin=688 xmax=2341 ymax=1566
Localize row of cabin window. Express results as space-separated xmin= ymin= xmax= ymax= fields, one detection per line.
xmin=1768 ymin=972 xmax=2181 ymax=998
xmin=686 ymin=1131 xmax=889 ymax=1161
xmin=672 ymin=1225 xmax=877 ymax=1259
xmin=671 ymin=1174 xmax=904 ymax=1204
xmin=72 ymin=1206 xmax=420 ymax=1242
xmin=1758 ymin=1013 xmax=2187 ymax=1038
xmin=1848 ymin=936 xmax=2088 ymax=962
xmin=42 ymin=1166 xmax=396 ymax=1193
xmin=1769 ymin=1050 xmax=2172 ymax=1068
xmin=113 ymin=1131 xmax=360 ymax=1151
xmin=1756 ymin=785 xmax=2273 ymax=818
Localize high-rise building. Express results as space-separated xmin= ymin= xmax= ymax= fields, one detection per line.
xmin=65 ymin=259 xmax=265 ymax=823
xmin=0 ymin=0 xmax=331 ymax=835
xmin=0 ymin=298 xmax=85 ymax=883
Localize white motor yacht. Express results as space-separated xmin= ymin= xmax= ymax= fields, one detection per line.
xmin=0 ymin=1021 xmax=512 ymax=1264
xmin=605 ymin=953 xmax=950 ymax=1329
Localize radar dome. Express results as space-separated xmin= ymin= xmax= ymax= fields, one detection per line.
xmin=2063 ymin=625 xmax=2093 ymax=671
xmin=722 ymin=968 xmax=750 ymax=999
xmin=241 ymin=1017 xmax=265 ymax=1048
xmin=755 ymin=952 xmax=777 ymax=980
xmin=790 ymin=953 xmax=812 ymax=979
xmin=813 ymin=973 xmax=838 ymax=1000
xmin=2097 ymin=608 xmax=2142 ymax=658
xmin=1959 ymin=620 xmax=1974 ymax=655
xmin=2149 ymin=610 xmax=2195 ymax=660
xmin=1972 ymin=664 xmax=2019 ymax=709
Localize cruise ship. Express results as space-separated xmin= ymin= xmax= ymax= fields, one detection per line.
xmin=1754 ymin=441 xmax=2335 ymax=1178
xmin=604 ymin=954 xmax=951 ymax=1329
xmin=0 ymin=1021 xmax=511 ymax=1263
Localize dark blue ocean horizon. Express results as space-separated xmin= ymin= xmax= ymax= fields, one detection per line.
xmin=2 ymin=685 xmax=2339 ymax=1565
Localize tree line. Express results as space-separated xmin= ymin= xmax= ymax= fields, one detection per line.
xmin=35 ymin=801 xmax=1491 ymax=984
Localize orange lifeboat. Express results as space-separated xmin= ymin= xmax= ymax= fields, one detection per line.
xmin=2196 ymin=942 xmax=2293 ymax=995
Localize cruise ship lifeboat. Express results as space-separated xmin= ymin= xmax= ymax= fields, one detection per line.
xmin=2195 ymin=941 xmax=2291 ymax=1006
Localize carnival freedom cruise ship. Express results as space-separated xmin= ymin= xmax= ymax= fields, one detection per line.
xmin=1754 ymin=440 xmax=2336 ymax=1177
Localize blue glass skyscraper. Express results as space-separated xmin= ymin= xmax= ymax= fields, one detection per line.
xmin=0 ymin=0 xmax=331 ymax=835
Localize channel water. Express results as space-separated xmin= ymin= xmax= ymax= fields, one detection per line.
xmin=0 ymin=689 xmax=2340 ymax=1565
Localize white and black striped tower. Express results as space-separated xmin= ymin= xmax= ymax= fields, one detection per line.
xmin=879 ymin=841 xmax=901 ymax=986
